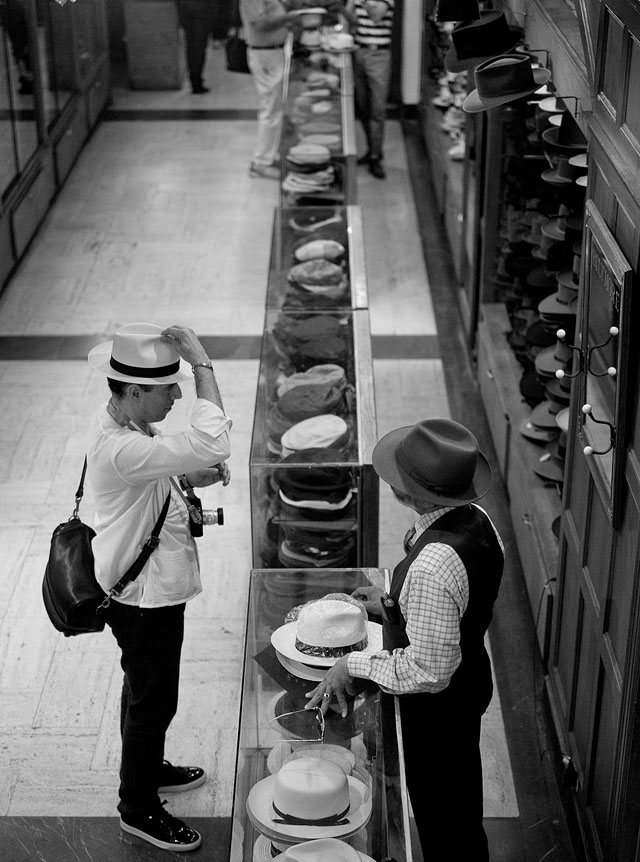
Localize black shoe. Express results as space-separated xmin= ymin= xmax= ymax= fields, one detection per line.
xmin=120 ymin=803 xmax=202 ymax=851
xmin=357 ymin=152 xmax=371 ymax=165
xmin=159 ymin=760 xmax=206 ymax=793
xmin=369 ymin=158 xmax=386 ymax=179
xmin=192 ymin=85 xmax=210 ymax=94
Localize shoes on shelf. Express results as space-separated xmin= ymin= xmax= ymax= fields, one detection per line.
xmin=192 ymin=85 xmax=210 ymax=94
xmin=120 ymin=803 xmax=202 ymax=852
xmin=249 ymin=161 xmax=280 ymax=179
xmin=159 ymin=760 xmax=206 ymax=793
xmin=447 ymin=134 xmax=466 ymax=161
xmin=368 ymin=158 xmax=386 ymax=179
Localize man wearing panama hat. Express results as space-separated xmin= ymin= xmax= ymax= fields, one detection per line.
xmin=306 ymin=418 xmax=504 ymax=860
xmin=86 ymin=322 xmax=232 ymax=852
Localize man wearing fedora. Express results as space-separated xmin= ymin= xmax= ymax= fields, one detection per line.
xmin=86 ymin=322 xmax=232 ymax=852
xmin=306 ymin=418 xmax=504 ymax=860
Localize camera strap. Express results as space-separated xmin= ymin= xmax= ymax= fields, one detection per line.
xmin=170 ymin=476 xmax=203 ymax=525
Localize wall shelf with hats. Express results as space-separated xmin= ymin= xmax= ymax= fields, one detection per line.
xmin=229 ymin=568 xmax=415 ymax=862
xmin=249 ymin=308 xmax=378 ymax=571
xmin=266 ymin=206 xmax=368 ymax=310
xmin=279 ymin=39 xmax=357 ymax=208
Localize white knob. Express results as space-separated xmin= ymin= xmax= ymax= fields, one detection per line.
xmin=607 ymin=367 xmax=617 ymax=377
xmin=556 ymin=369 xmax=565 ymax=379
xmin=610 ymin=326 xmax=619 ymax=336
xmin=584 ymin=445 xmax=594 ymax=455
xmin=557 ymin=329 xmax=566 ymax=340
xmin=582 ymin=404 xmax=592 ymax=414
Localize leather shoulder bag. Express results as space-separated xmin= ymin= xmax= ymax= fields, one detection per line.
xmin=42 ymin=458 xmax=171 ymax=637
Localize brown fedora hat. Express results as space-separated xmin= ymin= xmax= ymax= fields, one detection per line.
xmin=463 ymin=54 xmax=551 ymax=113
xmin=372 ymin=419 xmax=492 ymax=505
xmin=445 ymin=12 xmax=524 ymax=73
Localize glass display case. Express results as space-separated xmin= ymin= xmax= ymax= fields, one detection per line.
xmin=250 ymin=308 xmax=378 ymax=569
xmin=266 ymin=205 xmax=368 ymax=310
xmin=280 ymin=38 xmax=356 ymax=207
xmin=0 ymin=0 xmax=40 ymax=197
xmin=229 ymin=568 xmax=414 ymax=862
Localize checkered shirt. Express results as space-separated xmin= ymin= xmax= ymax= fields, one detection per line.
xmin=347 ymin=505 xmax=503 ymax=694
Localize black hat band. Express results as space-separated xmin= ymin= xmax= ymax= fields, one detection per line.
xmin=110 ymin=356 xmax=180 ymax=378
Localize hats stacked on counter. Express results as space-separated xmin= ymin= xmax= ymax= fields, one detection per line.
xmin=272 ymin=314 xmax=352 ymax=373
xmin=258 ymin=311 xmax=358 ymax=568
xmin=283 ymin=143 xmax=338 ymax=198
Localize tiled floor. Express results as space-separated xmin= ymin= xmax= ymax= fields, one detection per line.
xmin=0 ymin=46 xmax=577 ymax=861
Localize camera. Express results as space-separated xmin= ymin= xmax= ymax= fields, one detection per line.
xmin=183 ymin=487 xmax=224 ymax=537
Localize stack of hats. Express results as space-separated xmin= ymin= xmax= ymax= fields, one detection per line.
xmin=286 ymin=257 xmax=348 ymax=306
xmin=282 ymin=143 xmax=337 ymax=197
xmin=267 ymin=371 xmax=353 ymax=455
xmin=271 ymin=313 xmax=351 ymax=372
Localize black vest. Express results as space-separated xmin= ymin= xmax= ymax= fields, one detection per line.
xmin=383 ymin=505 xmax=504 ymax=707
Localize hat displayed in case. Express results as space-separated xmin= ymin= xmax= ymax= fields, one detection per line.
xmin=246 ymin=758 xmax=372 ymax=842
xmin=276 ymin=838 xmax=377 ymax=862
xmin=280 ymin=415 xmax=351 ymax=458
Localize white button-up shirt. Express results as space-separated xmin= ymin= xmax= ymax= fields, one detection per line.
xmin=87 ymin=399 xmax=231 ymax=608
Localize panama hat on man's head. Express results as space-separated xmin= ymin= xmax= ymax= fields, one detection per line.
xmin=88 ymin=322 xmax=192 ymax=385
xmin=372 ymin=418 xmax=492 ymax=506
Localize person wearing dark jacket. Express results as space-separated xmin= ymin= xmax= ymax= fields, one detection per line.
xmin=306 ymin=418 xmax=504 ymax=861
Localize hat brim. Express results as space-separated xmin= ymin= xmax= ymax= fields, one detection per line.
xmin=541 ymin=125 xmax=588 ymax=152
xmin=253 ymin=835 xmax=289 ymax=862
xmin=267 ymin=741 xmax=357 ymax=776
xmin=246 ymin=772 xmax=372 ymax=841
xmin=372 ymin=425 xmax=492 ymax=504
xmin=444 ymin=27 xmax=523 ymax=73
xmin=88 ymin=340 xmax=192 ymax=385
xmin=463 ymin=67 xmax=551 ymax=113
xmin=271 ymin=621 xmax=382 ymax=668
xmin=275 ymin=649 xmax=327 ymax=681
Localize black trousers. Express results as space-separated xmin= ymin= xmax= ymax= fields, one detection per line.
xmin=398 ymin=686 xmax=491 ymax=861
xmin=177 ymin=0 xmax=212 ymax=88
xmin=106 ymin=600 xmax=186 ymax=817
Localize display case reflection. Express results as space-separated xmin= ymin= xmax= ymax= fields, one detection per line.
xmin=0 ymin=0 xmax=39 ymax=193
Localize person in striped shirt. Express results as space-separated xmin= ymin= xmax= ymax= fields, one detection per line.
xmin=344 ymin=0 xmax=395 ymax=178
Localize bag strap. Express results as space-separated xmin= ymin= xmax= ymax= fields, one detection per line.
xmin=97 ymin=491 xmax=172 ymax=609
xmin=108 ymin=491 xmax=172 ymax=598
xmin=72 ymin=458 xmax=88 ymax=519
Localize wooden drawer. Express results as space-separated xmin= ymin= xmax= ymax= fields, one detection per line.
xmin=11 ymin=157 xmax=56 ymax=259
xmin=54 ymin=104 xmax=87 ymax=185
xmin=506 ymin=445 xmax=556 ymax=662
xmin=86 ymin=62 xmax=110 ymax=129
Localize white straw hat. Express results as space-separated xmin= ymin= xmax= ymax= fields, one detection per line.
xmin=279 ymin=838 xmax=376 ymax=861
xmin=88 ymin=322 xmax=191 ymax=385
xmin=246 ymin=757 xmax=372 ymax=842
